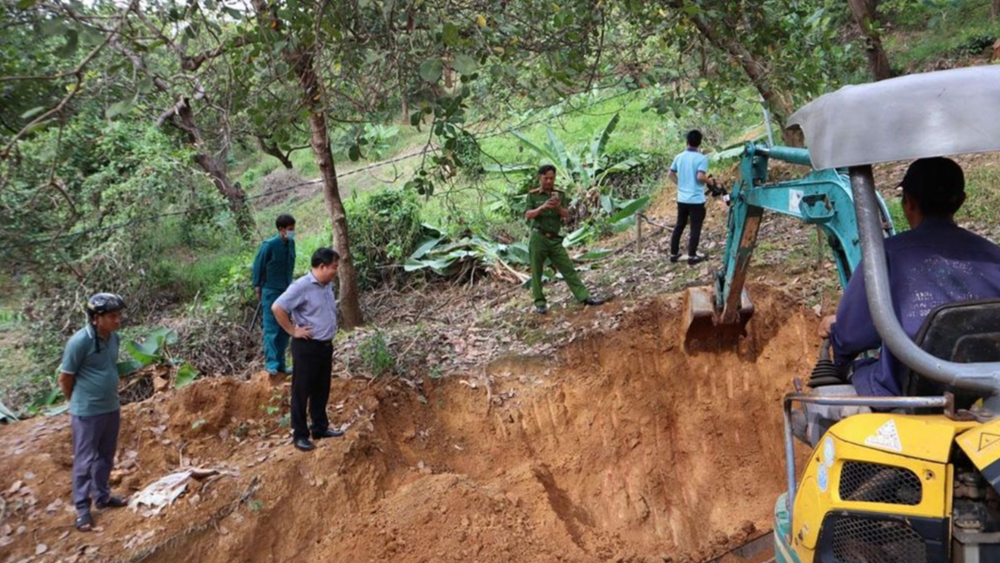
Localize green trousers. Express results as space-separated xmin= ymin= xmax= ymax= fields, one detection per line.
xmin=261 ymin=288 xmax=290 ymax=373
xmin=529 ymin=231 xmax=590 ymax=307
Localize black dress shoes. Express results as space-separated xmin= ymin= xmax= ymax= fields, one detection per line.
xmin=294 ymin=437 xmax=316 ymax=451
xmin=312 ymin=428 xmax=345 ymax=439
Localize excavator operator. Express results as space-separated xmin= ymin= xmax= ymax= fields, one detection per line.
xmin=818 ymin=157 xmax=1000 ymax=397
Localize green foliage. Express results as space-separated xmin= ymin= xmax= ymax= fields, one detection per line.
xmin=564 ymin=195 xmax=653 ymax=247
xmin=886 ymin=198 xmax=909 ymax=235
xmin=404 ymin=226 xmax=530 ymax=276
xmin=198 ymin=250 xmax=257 ymax=317
xmin=2 ymin=114 xmax=233 ymax=356
xmin=960 ymin=163 xmax=1000 ymax=226
xmin=346 ymin=190 xmax=423 ymax=289
xmin=0 ymin=2 xmax=82 ymax=142
xmin=486 ymin=111 xmax=653 ymax=234
xmin=118 ymin=327 xmax=183 ymax=379
xmin=357 ymin=331 xmax=395 ymax=378
xmin=162 ymin=252 xmax=244 ymax=302
xmin=0 ymin=309 xmax=26 ymax=329
xmin=262 ymin=388 xmax=284 ymax=416
xmin=507 ymin=113 xmax=638 ymax=196
xmin=884 ymin=0 xmax=999 ymax=69
xmin=363 ymin=124 xmax=401 ymax=161
xmin=601 ymin=148 xmax=672 ymax=200
xmin=175 ymin=363 xmax=199 ymax=388
xmin=953 ymin=33 xmax=998 ymax=56
xmin=334 ymin=123 xmax=401 ymax=162
xmin=118 ymin=327 xmax=197 ymax=387
xmin=240 ymin=159 xmax=283 ymax=190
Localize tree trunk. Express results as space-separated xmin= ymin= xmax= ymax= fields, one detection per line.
xmin=993 ymin=0 xmax=999 ymax=20
xmin=848 ymin=0 xmax=892 ymax=81
xmin=685 ymin=12 xmax=802 ymax=146
xmin=293 ymin=49 xmax=365 ymax=328
xmin=250 ymin=0 xmax=364 ymax=326
xmin=256 ymin=135 xmax=294 ymax=169
xmin=176 ymin=99 xmax=255 ymax=237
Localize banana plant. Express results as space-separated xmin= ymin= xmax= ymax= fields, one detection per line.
xmin=119 ymin=328 xmax=198 ymax=388
xmin=500 ymin=112 xmax=648 ymax=231
xmin=561 ymin=194 xmax=651 ymax=250
xmin=509 ymin=113 xmax=644 ymax=196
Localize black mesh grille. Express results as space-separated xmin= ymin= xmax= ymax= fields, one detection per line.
xmin=831 ymin=516 xmax=927 ymax=563
xmin=839 ymin=461 xmax=922 ymax=505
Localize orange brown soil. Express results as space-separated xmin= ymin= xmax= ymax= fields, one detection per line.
xmin=0 ymin=287 xmax=817 ymax=563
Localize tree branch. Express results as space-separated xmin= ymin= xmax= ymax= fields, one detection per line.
xmin=0 ymin=0 xmax=136 ymax=162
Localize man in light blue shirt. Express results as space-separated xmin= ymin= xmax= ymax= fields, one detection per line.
xmin=272 ymin=247 xmax=346 ymax=452
xmin=59 ymin=293 xmax=129 ymax=531
xmin=668 ymin=129 xmax=710 ymax=265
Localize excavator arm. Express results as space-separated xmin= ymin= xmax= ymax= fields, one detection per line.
xmin=685 ymin=143 xmax=895 ymax=342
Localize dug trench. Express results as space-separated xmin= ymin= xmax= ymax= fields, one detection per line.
xmin=0 ymin=287 xmax=818 ymax=563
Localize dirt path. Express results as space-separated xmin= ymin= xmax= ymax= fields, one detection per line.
xmin=0 ymin=287 xmax=817 ymax=563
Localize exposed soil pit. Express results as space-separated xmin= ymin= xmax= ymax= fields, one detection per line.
xmin=0 ymin=287 xmax=818 ymax=563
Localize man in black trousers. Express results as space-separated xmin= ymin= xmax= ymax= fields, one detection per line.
xmin=668 ymin=129 xmax=711 ymax=265
xmin=271 ymin=247 xmax=346 ymax=452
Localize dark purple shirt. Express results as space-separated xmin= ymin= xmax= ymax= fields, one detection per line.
xmin=831 ymin=218 xmax=1000 ymax=396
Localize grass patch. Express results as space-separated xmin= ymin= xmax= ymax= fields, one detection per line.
xmin=885 ymin=1 xmax=999 ymax=70
xmin=168 ymin=252 xmax=244 ymax=300
xmin=960 ymin=158 xmax=1000 ymax=225
xmin=885 ymin=197 xmax=908 ymax=233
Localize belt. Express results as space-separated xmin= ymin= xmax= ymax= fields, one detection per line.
xmin=532 ymin=229 xmax=563 ymax=240
xmin=293 ymin=338 xmax=333 ymax=346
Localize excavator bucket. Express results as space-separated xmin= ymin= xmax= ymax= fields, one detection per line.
xmin=682 ymin=286 xmax=755 ymax=352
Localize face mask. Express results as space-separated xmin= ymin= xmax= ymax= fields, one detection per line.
xmin=284 ymin=230 xmax=296 ymax=241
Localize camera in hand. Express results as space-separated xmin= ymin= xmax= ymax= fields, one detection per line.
xmin=705 ymin=176 xmax=731 ymax=204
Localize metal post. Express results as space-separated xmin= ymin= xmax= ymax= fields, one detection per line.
xmin=636 ymin=213 xmax=643 ymax=253
xmin=761 ymin=99 xmax=775 ymax=147
xmin=783 ymin=399 xmax=797 ymax=531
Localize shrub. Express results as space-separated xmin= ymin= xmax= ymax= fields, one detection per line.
xmin=954 ymin=34 xmax=997 ymax=56
xmin=601 ymin=148 xmax=672 ymax=200
xmin=346 ymin=189 xmax=423 ymax=289
xmin=357 ymin=331 xmax=395 ymax=378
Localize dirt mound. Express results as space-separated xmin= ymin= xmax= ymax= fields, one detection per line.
xmin=0 ymin=287 xmax=817 ymax=563
xmin=254 ymin=169 xmax=313 ymax=209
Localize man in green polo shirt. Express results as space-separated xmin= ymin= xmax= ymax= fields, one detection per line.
xmin=252 ymin=214 xmax=296 ymax=375
xmin=525 ymin=164 xmax=604 ymax=314
xmin=59 ymin=293 xmax=129 ymax=532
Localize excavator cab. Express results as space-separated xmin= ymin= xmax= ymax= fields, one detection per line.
xmin=767 ymin=66 xmax=1000 ymax=563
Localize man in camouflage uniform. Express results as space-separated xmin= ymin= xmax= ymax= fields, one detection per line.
xmin=524 ymin=164 xmax=604 ymax=314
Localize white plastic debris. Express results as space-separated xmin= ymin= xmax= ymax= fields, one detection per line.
xmin=129 ymin=468 xmax=220 ymax=517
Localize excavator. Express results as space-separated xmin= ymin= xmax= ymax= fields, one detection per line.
xmin=686 ymin=65 xmax=1000 ymax=563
